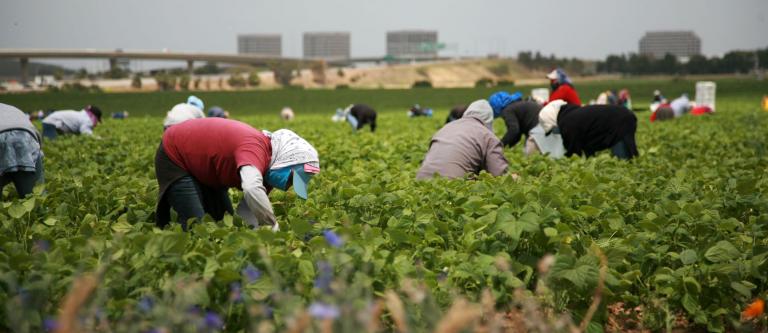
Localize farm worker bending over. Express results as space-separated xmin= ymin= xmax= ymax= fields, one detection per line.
xmin=155 ymin=118 xmax=320 ymax=230
xmin=445 ymin=105 xmax=467 ymax=124
xmin=41 ymin=105 xmax=102 ymax=140
xmin=539 ymin=100 xmax=638 ymax=160
xmin=1 ymin=103 xmax=44 ymax=199
xmin=346 ymin=104 xmax=377 ymax=132
xmin=489 ymin=91 xmax=544 ymax=149
xmin=163 ymin=95 xmax=205 ymax=128
xmin=669 ymin=94 xmax=692 ymax=118
xmin=408 ymin=104 xmax=433 ymax=117
xmin=416 ymin=100 xmax=509 ymax=179
xmin=546 ymin=69 xmax=581 ymax=106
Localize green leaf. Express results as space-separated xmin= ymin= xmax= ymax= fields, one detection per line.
xmin=111 ymin=221 xmax=133 ymax=233
xmin=704 ymin=241 xmax=740 ymax=263
xmin=681 ymin=293 xmax=700 ymax=315
xmin=7 ymin=203 xmax=27 ymax=219
xmin=298 ymin=260 xmax=315 ymax=283
xmin=43 ymin=217 xmax=58 ymax=226
xmin=543 ymin=227 xmax=558 ymax=237
xmin=680 ymin=249 xmax=698 ymax=265
xmin=203 ymin=258 xmax=220 ymax=281
xmin=683 ymin=276 xmax=701 ymax=294
xmin=730 ymin=281 xmax=753 ymax=298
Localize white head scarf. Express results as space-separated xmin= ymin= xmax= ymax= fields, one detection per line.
xmin=462 ymin=99 xmax=494 ymax=130
xmin=539 ymin=99 xmax=568 ymax=134
xmin=266 ymin=129 xmax=320 ymax=170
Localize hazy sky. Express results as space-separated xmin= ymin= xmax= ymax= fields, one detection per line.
xmin=1 ymin=0 xmax=766 ymax=70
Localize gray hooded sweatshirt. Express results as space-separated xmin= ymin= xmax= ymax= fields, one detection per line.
xmin=0 ymin=103 xmax=41 ymax=143
xmin=416 ymin=100 xmax=508 ymax=179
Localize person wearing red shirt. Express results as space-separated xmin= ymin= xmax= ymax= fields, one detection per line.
xmin=546 ymin=69 xmax=582 ymax=106
xmin=155 ymin=118 xmax=320 ymax=230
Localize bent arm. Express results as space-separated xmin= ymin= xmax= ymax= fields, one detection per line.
xmin=484 ymin=137 xmax=509 ymax=176
xmin=239 ymin=165 xmax=278 ymax=228
xmin=500 ymin=112 xmax=521 ymax=147
xmin=78 ymin=123 xmax=94 ymax=135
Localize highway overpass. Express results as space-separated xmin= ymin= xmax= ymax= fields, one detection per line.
xmin=0 ymin=49 xmax=450 ymax=85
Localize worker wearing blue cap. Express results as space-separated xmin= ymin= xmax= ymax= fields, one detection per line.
xmin=488 ymin=91 xmax=544 ymax=148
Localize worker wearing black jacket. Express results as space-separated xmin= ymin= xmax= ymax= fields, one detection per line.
xmin=498 ymin=101 xmax=543 ymax=148
xmin=348 ymin=104 xmax=377 ymax=132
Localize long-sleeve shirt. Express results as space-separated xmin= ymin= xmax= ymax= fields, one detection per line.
xmin=416 ymin=116 xmax=508 ymax=179
xmin=162 ymin=118 xmax=277 ymax=226
xmin=548 ymin=84 xmax=582 ymax=106
xmin=42 ymin=110 xmax=95 ymax=135
xmin=500 ymin=101 xmax=542 ymax=147
xmin=0 ymin=103 xmax=41 ymax=143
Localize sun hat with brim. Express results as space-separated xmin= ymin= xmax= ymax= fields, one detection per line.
xmin=292 ymin=163 xmax=320 ymax=199
xmin=546 ymin=70 xmax=559 ymax=80
xmin=187 ymin=95 xmax=204 ymax=111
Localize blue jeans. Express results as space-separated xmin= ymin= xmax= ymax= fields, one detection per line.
xmin=42 ymin=123 xmax=58 ymax=140
xmin=165 ymin=176 xmax=232 ymax=230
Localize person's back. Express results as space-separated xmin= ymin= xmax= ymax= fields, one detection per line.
xmin=500 ymin=101 xmax=542 ymax=147
xmin=162 ymin=118 xmax=271 ymax=188
xmin=350 ymin=104 xmax=377 ymax=132
xmin=416 ymin=100 xmax=508 ymax=179
xmin=670 ymin=95 xmax=690 ymax=117
xmin=1 ymin=103 xmax=40 ymax=142
xmin=43 ymin=110 xmax=91 ymax=134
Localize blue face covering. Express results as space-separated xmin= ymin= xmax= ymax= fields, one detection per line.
xmin=266 ymin=167 xmax=292 ymax=190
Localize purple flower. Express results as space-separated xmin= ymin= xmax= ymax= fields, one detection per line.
xmin=229 ymin=282 xmax=242 ymax=302
xmin=138 ymin=296 xmax=154 ymax=312
xmin=204 ymin=311 xmax=223 ymax=329
xmin=323 ymin=230 xmax=344 ymax=248
xmin=43 ymin=318 xmax=58 ymax=332
xmin=314 ymin=261 xmax=333 ymax=293
xmin=308 ymin=302 xmax=340 ymax=319
xmin=242 ymin=264 xmax=261 ymax=283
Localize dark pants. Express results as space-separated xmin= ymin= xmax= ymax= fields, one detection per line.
xmin=165 ymin=175 xmax=233 ymax=230
xmin=1 ymin=155 xmax=44 ymax=199
xmin=42 ymin=123 xmax=58 ymax=140
xmin=611 ymin=140 xmax=633 ymax=160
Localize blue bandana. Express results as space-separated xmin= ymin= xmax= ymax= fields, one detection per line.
xmin=266 ymin=167 xmax=292 ymax=190
xmin=488 ymin=91 xmax=523 ymax=118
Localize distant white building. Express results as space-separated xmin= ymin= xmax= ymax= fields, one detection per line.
xmin=238 ymin=34 xmax=282 ymax=57
xmin=386 ymin=30 xmax=439 ymax=59
xmin=303 ymin=32 xmax=350 ymax=60
xmin=639 ymin=31 xmax=701 ymax=60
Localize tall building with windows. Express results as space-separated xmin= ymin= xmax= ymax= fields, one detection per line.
xmin=386 ymin=30 xmax=439 ymax=59
xmin=639 ymin=31 xmax=701 ymax=60
xmin=237 ymin=34 xmax=282 ymax=57
xmin=303 ymin=32 xmax=350 ymax=60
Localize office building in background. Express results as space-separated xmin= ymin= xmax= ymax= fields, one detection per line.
xmin=303 ymin=32 xmax=350 ymax=60
xmin=237 ymin=34 xmax=282 ymax=56
xmin=639 ymin=31 xmax=701 ymax=60
xmin=386 ymin=30 xmax=439 ymax=59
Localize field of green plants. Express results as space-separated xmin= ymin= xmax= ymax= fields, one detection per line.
xmin=1 ymin=78 xmax=767 ymax=332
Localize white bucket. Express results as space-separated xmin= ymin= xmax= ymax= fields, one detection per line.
xmin=695 ymin=81 xmax=716 ymax=111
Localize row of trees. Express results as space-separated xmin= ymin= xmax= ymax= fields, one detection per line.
xmin=517 ymin=51 xmax=589 ymax=76
xmin=596 ymin=48 xmax=768 ymax=75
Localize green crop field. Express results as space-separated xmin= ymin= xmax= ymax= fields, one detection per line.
xmin=1 ymin=78 xmax=767 ymax=332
